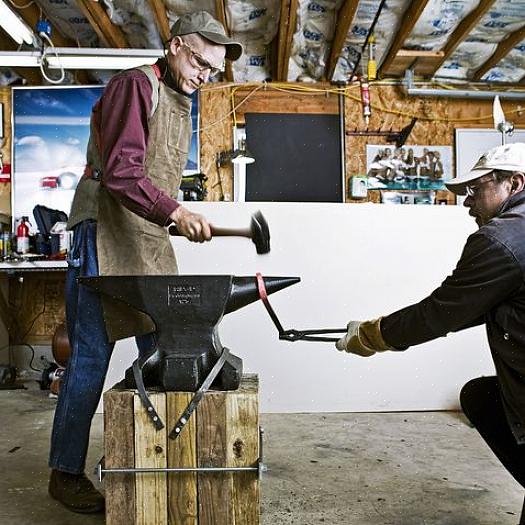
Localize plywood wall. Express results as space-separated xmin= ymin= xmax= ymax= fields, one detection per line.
xmin=199 ymin=86 xmax=234 ymax=202
xmin=0 ymin=87 xmax=11 ymax=215
xmin=8 ymin=273 xmax=66 ymax=345
xmin=199 ymin=81 xmax=525 ymax=204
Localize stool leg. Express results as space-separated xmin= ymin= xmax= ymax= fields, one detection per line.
xmin=519 ymin=494 xmax=525 ymax=525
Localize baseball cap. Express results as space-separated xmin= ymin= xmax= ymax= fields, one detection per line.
xmin=170 ymin=11 xmax=243 ymax=62
xmin=446 ymin=142 xmax=525 ymax=195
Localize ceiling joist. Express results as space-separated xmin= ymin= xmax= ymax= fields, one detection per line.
xmin=390 ymin=49 xmax=443 ymax=77
xmin=275 ymin=0 xmax=291 ymax=81
xmin=472 ymin=25 xmax=525 ymax=81
xmin=214 ymin=0 xmax=233 ymax=82
xmin=76 ymin=0 xmax=128 ymax=48
xmin=325 ymin=0 xmax=360 ymax=81
xmin=277 ymin=0 xmax=298 ymax=81
xmin=147 ymin=0 xmax=170 ymax=42
xmin=429 ymin=0 xmax=496 ymax=77
xmin=379 ymin=0 xmax=430 ymax=77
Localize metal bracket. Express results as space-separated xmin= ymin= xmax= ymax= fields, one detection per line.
xmin=97 ymin=426 xmax=267 ymax=482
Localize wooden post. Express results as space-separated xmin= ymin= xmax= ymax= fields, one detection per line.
xmin=104 ymin=374 xmax=260 ymax=525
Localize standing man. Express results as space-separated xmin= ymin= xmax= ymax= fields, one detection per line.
xmin=336 ymin=143 xmax=525 ymax=503
xmin=48 ymin=11 xmax=242 ymax=514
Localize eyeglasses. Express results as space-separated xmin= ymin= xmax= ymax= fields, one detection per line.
xmin=178 ymin=39 xmax=224 ymax=78
xmin=465 ymin=173 xmax=497 ymax=197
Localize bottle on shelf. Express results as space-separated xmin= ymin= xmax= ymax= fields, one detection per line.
xmin=2 ymin=229 xmax=11 ymax=259
xmin=16 ymin=216 xmax=31 ymax=255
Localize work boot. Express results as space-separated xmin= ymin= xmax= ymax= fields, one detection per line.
xmin=48 ymin=469 xmax=105 ymax=514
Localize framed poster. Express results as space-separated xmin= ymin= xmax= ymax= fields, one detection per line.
xmin=12 ymin=86 xmax=200 ymax=225
xmin=366 ymin=144 xmax=452 ymax=191
xmin=12 ymin=85 xmax=103 ymax=224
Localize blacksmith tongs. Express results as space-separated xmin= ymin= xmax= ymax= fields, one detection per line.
xmin=256 ymin=273 xmax=346 ymax=343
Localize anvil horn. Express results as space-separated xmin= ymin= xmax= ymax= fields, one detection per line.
xmin=225 ymin=276 xmax=300 ymax=314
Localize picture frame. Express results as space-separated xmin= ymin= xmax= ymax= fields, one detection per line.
xmin=12 ymin=85 xmax=104 ymax=225
xmin=366 ymin=144 xmax=452 ymax=191
xmin=12 ymin=86 xmax=200 ymax=224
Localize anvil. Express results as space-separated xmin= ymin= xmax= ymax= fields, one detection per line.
xmin=80 ymin=275 xmax=299 ymax=392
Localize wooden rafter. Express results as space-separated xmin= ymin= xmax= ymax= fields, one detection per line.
xmin=472 ymin=25 xmax=525 ymax=81
xmin=214 ymin=0 xmax=233 ymax=81
xmin=274 ymin=0 xmax=291 ymax=80
xmin=76 ymin=0 xmax=128 ymax=48
xmin=147 ymin=0 xmax=170 ymax=42
xmin=378 ymin=0 xmax=430 ymax=77
xmin=277 ymin=0 xmax=298 ymax=81
xmin=429 ymin=0 xmax=496 ymax=77
xmin=325 ymin=0 xmax=360 ymax=81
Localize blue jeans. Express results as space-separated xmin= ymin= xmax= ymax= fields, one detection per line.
xmin=49 ymin=220 xmax=154 ymax=474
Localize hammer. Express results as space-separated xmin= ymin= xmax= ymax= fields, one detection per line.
xmin=168 ymin=210 xmax=271 ymax=254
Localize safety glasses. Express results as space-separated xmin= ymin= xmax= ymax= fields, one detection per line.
xmin=465 ymin=173 xmax=497 ymax=197
xmin=179 ymin=39 xmax=224 ymax=78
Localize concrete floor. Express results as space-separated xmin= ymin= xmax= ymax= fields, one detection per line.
xmin=0 ymin=386 xmax=523 ymax=525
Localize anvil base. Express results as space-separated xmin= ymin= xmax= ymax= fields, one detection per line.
xmin=124 ymin=350 xmax=243 ymax=392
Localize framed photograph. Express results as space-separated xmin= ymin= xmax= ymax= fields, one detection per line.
xmin=366 ymin=145 xmax=452 ymax=191
xmin=12 ymin=85 xmax=103 ymax=225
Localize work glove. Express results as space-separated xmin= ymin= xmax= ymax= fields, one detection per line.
xmin=335 ymin=318 xmax=392 ymax=357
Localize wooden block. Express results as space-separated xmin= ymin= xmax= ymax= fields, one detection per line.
xmin=198 ymin=391 xmax=232 ymax=525
xmin=228 ymin=377 xmax=259 ymax=525
xmin=134 ymin=392 xmax=168 ymax=525
xmin=167 ymin=392 xmax=198 ymax=525
xmin=104 ymin=375 xmax=259 ymax=525
xmin=104 ymin=389 xmax=136 ymax=525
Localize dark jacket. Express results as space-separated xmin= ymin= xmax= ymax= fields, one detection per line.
xmin=381 ymin=191 xmax=525 ymax=444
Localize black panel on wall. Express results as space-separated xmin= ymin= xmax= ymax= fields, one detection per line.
xmin=245 ymin=113 xmax=342 ymax=202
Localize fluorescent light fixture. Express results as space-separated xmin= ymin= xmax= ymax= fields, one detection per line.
xmin=403 ymin=69 xmax=525 ymax=100
xmin=0 ymin=51 xmax=40 ymax=67
xmin=0 ymin=48 xmax=163 ymax=70
xmin=45 ymin=53 xmax=160 ymax=70
xmin=0 ymin=0 xmax=37 ymax=46
xmin=46 ymin=48 xmax=163 ymax=70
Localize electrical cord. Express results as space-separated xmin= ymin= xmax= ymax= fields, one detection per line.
xmin=39 ymin=31 xmax=65 ymax=85
xmin=199 ymin=81 xmax=514 ymax=127
xmin=17 ymin=343 xmax=41 ymax=372
xmin=7 ymin=0 xmax=35 ymax=10
xmin=0 ymin=342 xmax=43 ymax=373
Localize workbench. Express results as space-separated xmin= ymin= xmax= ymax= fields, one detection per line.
xmin=0 ymin=260 xmax=67 ymax=347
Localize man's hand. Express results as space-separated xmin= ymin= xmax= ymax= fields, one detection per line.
xmin=170 ymin=206 xmax=212 ymax=243
xmin=335 ymin=318 xmax=392 ymax=357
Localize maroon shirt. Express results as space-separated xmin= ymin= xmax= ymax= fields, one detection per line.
xmin=96 ymin=67 xmax=180 ymax=226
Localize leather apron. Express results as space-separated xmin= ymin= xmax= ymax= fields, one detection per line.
xmin=74 ymin=66 xmax=192 ymax=342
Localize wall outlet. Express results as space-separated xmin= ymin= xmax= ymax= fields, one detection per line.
xmin=350 ymin=176 xmax=368 ymax=199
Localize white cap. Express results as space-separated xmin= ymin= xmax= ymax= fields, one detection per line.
xmin=446 ymin=142 xmax=525 ymax=195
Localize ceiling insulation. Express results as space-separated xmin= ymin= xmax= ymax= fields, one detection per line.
xmin=35 ymin=0 xmax=99 ymax=47
xmin=2 ymin=0 xmax=525 ymax=85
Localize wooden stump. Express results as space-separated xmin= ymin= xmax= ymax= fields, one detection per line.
xmin=104 ymin=374 xmax=260 ymax=525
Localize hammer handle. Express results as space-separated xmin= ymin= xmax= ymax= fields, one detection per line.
xmin=168 ymin=224 xmax=251 ymax=238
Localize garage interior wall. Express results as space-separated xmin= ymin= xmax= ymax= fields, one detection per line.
xmin=2 ymin=83 xmax=525 ymax=412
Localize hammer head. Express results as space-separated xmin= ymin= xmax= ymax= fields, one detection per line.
xmin=251 ymin=210 xmax=271 ymax=254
